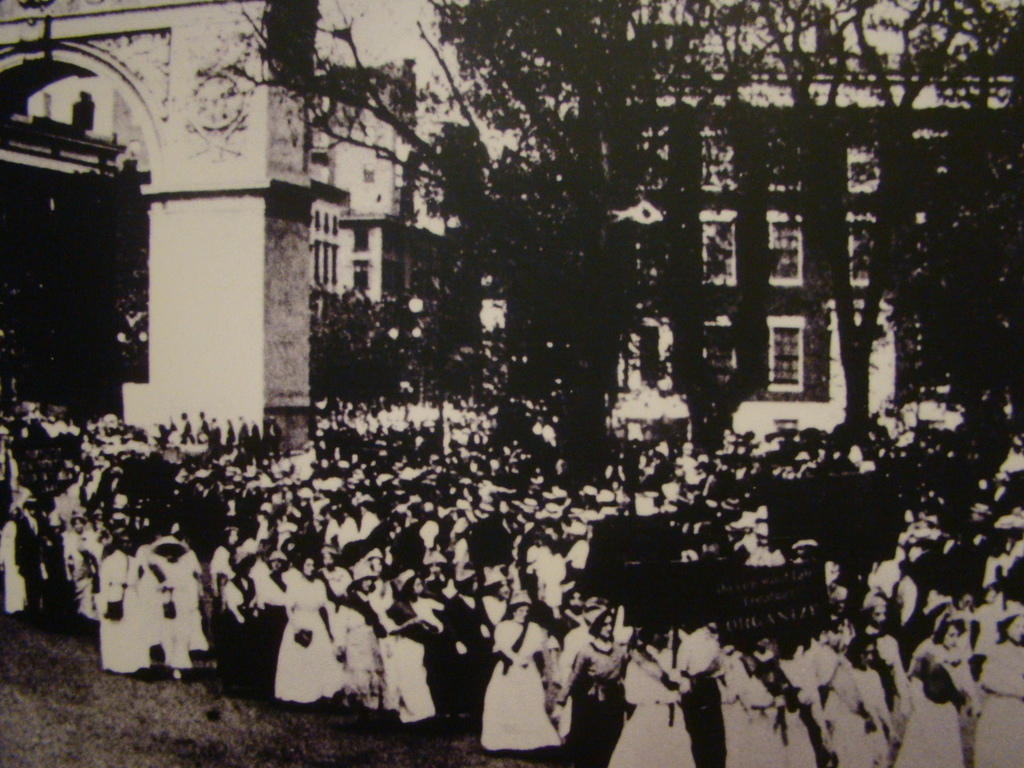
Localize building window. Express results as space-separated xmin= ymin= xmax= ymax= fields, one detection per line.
xmin=353 ymin=259 xmax=370 ymax=292
xmin=848 ymin=145 xmax=880 ymax=194
xmin=767 ymin=133 xmax=801 ymax=192
xmin=363 ymin=165 xmax=376 ymax=184
xmin=768 ymin=211 xmax=803 ymax=286
xmin=382 ymin=256 xmax=403 ymax=295
xmin=704 ymin=316 xmax=736 ymax=383
xmin=311 ymin=240 xmax=335 ymax=287
xmin=637 ymin=324 xmax=662 ymax=388
xmin=701 ymin=210 xmax=737 ymax=286
xmin=768 ymin=317 xmax=805 ymax=393
xmin=314 ymin=209 xmax=321 ymax=232
xmin=847 ymin=212 xmax=875 ymax=287
xmin=353 ymin=227 xmax=370 ymax=252
xmin=701 ymin=127 xmax=736 ymax=192
xmin=310 ymin=151 xmax=330 ymax=166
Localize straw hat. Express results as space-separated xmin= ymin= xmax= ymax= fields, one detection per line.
xmin=350 ymin=558 xmax=378 ymax=582
xmin=509 ymin=591 xmax=532 ymax=609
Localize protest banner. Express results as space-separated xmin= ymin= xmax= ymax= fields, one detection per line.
xmin=758 ymin=472 xmax=904 ymax=568
xmin=617 ymin=560 xmax=829 ymax=647
xmin=12 ymin=432 xmax=81 ymax=498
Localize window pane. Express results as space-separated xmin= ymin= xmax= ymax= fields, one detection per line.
xmin=353 ymin=259 xmax=370 ymax=291
xmin=767 ymin=134 xmax=801 ymax=192
xmin=354 ymin=227 xmax=370 ymax=252
xmin=771 ymin=326 xmax=802 ymax=387
xmin=704 ymin=324 xmax=735 ymax=383
xmin=848 ymin=216 xmax=874 ymax=286
xmin=701 ymin=128 xmax=736 ymax=192
xmin=770 ymin=219 xmax=802 ymax=283
xmin=702 ymin=220 xmax=736 ymax=285
xmin=637 ymin=325 xmax=661 ymax=388
xmin=848 ymin=146 xmax=880 ymax=194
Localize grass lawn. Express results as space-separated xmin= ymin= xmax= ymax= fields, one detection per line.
xmin=0 ymin=615 xmax=566 ymax=768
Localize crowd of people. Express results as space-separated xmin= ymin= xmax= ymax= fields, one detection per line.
xmin=3 ymin=398 xmax=1024 ymax=768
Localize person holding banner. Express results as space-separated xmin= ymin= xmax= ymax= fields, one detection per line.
xmin=558 ymin=606 xmax=628 ymax=768
xmin=745 ymin=637 xmax=822 ymax=768
xmin=607 ymin=627 xmax=695 ymax=768
xmin=777 ymin=637 xmax=839 ymax=768
xmin=823 ymin=641 xmax=893 ymax=768
xmin=480 ymin=593 xmax=561 ymax=753
xmin=718 ymin=644 xmax=785 ymax=768
xmin=677 ymin=623 xmax=726 ymax=768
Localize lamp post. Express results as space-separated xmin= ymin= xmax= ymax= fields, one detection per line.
xmin=408 ymin=296 xmax=424 ymax=405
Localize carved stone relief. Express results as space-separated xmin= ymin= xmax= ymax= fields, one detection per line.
xmin=87 ymin=30 xmax=171 ymax=119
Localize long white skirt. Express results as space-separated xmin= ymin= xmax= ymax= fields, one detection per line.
xmin=825 ymin=693 xmax=889 ymax=768
xmin=155 ymin=600 xmax=208 ymax=669
xmin=99 ymin=588 xmax=150 ymax=674
xmin=2 ymin=565 xmax=26 ymax=614
xmin=608 ymin=703 xmax=695 ymax=768
xmin=723 ymin=702 xmax=787 ymax=768
xmin=481 ymin=660 xmax=561 ymax=752
xmin=274 ymin=615 xmax=337 ymax=703
xmin=893 ymin=692 xmax=964 ymax=768
xmin=975 ymin=695 xmax=1024 ymax=768
xmin=381 ymin=636 xmax=435 ymax=723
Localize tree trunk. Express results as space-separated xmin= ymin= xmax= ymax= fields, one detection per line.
xmin=802 ymin=107 xmax=873 ymax=441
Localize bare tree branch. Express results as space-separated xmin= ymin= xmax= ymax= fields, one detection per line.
xmin=416 ymin=20 xmax=479 ymax=133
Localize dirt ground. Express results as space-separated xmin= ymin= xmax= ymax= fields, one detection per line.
xmin=0 ymin=614 xmax=566 ymax=768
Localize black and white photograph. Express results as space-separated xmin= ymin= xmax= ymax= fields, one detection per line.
xmin=2 ymin=1 xmax=1024 ymax=767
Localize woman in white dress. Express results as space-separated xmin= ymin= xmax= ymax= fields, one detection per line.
xmin=62 ymin=514 xmax=98 ymax=621
xmin=894 ymin=615 xmax=979 ymax=768
xmin=721 ymin=637 xmax=821 ymax=768
xmin=146 ymin=536 xmax=209 ymax=672
xmin=333 ymin=567 xmax=387 ymax=713
xmin=381 ymin=571 xmax=444 ymax=724
xmin=718 ymin=645 xmax=786 ymax=768
xmin=0 ymin=512 xmax=27 ymax=614
xmin=824 ymin=642 xmax=893 ymax=768
xmin=274 ymin=555 xmax=340 ymax=704
xmin=607 ymin=628 xmax=695 ymax=768
xmin=98 ymin=540 xmax=149 ymax=674
xmin=480 ymin=594 xmax=561 ymax=752
xmin=975 ymin=613 xmax=1024 ymax=768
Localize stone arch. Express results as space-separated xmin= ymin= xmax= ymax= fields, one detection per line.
xmin=0 ymin=42 xmax=165 ymax=185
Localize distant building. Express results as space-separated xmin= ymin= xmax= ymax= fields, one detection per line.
xmin=305 ymin=65 xmax=431 ymax=304
xmin=616 ymin=84 xmax=987 ymax=440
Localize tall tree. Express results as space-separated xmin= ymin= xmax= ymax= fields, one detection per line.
xmin=254 ymin=0 xmax=1024 ymax=470
xmin=737 ymin=0 xmax=1024 ymax=441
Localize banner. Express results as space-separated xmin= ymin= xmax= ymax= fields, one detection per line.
xmin=616 ymin=560 xmax=829 ymax=645
xmin=756 ymin=472 xmax=904 ymax=568
xmin=12 ymin=433 xmax=81 ymax=498
xmin=710 ymin=562 xmax=829 ymax=641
